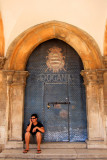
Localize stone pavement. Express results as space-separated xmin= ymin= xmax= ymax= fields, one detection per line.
xmin=0 ymin=148 xmax=107 ymax=160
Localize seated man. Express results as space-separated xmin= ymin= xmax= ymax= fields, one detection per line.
xmin=23 ymin=113 xmax=45 ymax=154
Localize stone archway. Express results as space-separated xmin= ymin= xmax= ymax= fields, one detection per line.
xmin=5 ymin=21 xmax=104 ymax=70
xmin=4 ymin=21 xmax=106 ymax=148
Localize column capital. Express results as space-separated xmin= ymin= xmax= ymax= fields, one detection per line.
xmin=3 ymin=70 xmax=29 ymax=86
xmin=3 ymin=70 xmax=15 ymax=85
xmin=103 ymin=56 xmax=107 ymax=68
xmin=12 ymin=71 xmax=29 ymax=86
xmin=81 ymin=69 xmax=105 ymax=86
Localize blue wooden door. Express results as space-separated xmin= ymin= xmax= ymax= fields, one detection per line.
xmin=24 ymin=39 xmax=87 ymax=142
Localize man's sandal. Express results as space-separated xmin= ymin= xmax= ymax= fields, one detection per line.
xmin=36 ymin=149 xmax=41 ymax=154
xmin=23 ymin=149 xmax=29 ymax=153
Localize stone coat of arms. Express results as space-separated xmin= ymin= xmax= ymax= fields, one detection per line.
xmin=46 ymin=47 xmax=65 ymax=73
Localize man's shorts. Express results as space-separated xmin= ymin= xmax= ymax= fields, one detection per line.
xmin=30 ymin=134 xmax=37 ymax=144
xmin=29 ymin=132 xmax=43 ymax=144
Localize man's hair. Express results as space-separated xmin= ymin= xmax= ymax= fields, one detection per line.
xmin=31 ymin=113 xmax=38 ymax=118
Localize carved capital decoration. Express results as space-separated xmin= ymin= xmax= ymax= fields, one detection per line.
xmin=3 ymin=70 xmax=14 ymax=85
xmin=81 ymin=70 xmax=104 ymax=86
xmin=3 ymin=70 xmax=29 ymax=86
xmin=103 ymin=56 xmax=107 ymax=68
xmin=0 ymin=57 xmax=6 ymax=69
xmin=12 ymin=71 xmax=29 ymax=86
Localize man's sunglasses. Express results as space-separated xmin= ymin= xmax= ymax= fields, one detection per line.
xmin=31 ymin=118 xmax=36 ymax=119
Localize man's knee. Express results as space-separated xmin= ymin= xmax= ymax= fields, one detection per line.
xmin=25 ymin=131 xmax=30 ymax=137
xmin=36 ymin=132 xmax=42 ymax=137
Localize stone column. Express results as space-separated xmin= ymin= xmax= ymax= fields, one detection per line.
xmin=0 ymin=70 xmax=8 ymax=146
xmin=103 ymin=56 xmax=107 ymax=143
xmin=10 ymin=71 xmax=29 ymax=140
xmin=0 ymin=58 xmax=8 ymax=149
xmin=81 ymin=70 xmax=105 ymax=148
xmin=4 ymin=71 xmax=15 ymax=142
xmin=4 ymin=71 xmax=29 ymax=148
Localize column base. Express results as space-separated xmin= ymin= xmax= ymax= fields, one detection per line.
xmin=86 ymin=140 xmax=107 ymax=149
xmin=5 ymin=140 xmax=23 ymax=149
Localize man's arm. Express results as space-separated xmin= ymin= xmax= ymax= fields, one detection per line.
xmin=26 ymin=119 xmax=32 ymax=132
xmin=32 ymin=126 xmax=45 ymax=133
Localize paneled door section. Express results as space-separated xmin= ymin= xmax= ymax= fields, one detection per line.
xmin=44 ymin=82 xmax=69 ymax=142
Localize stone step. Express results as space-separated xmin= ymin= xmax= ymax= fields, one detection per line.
xmin=29 ymin=142 xmax=87 ymax=149
xmin=0 ymin=148 xmax=107 ymax=159
xmin=0 ymin=159 xmax=107 ymax=160
xmin=5 ymin=141 xmax=87 ymax=149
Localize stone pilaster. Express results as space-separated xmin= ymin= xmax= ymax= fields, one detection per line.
xmin=103 ymin=56 xmax=107 ymax=109
xmin=0 ymin=70 xmax=8 ymax=147
xmin=81 ymin=69 xmax=105 ymax=148
xmin=103 ymin=56 xmax=107 ymax=145
xmin=3 ymin=71 xmax=29 ymax=144
xmin=4 ymin=71 xmax=15 ymax=142
xmin=10 ymin=71 xmax=29 ymax=141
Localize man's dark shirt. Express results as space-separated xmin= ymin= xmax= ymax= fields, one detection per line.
xmin=27 ymin=122 xmax=43 ymax=135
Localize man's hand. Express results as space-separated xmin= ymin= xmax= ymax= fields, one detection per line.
xmin=32 ymin=127 xmax=38 ymax=133
xmin=30 ymin=118 xmax=32 ymax=125
xmin=26 ymin=119 xmax=32 ymax=132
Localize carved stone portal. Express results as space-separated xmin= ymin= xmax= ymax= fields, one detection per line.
xmin=0 ymin=21 xmax=106 ymax=149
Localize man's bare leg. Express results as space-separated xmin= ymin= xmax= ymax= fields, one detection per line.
xmin=23 ymin=132 xmax=30 ymax=153
xmin=36 ymin=132 xmax=42 ymax=153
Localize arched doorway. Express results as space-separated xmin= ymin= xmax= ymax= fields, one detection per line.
xmin=4 ymin=21 xmax=105 ymax=148
xmin=24 ymin=39 xmax=87 ymax=142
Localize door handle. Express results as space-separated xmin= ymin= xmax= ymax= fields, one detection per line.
xmin=47 ymin=102 xmax=70 ymax=109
